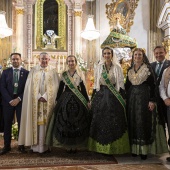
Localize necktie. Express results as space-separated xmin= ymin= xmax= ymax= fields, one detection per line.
xmin=13 ymin=69 xmax=19 ymax=94
xmin=156 ymin=62 xmax=162 ymax=77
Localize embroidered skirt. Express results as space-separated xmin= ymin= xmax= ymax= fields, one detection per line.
xmin=88 ymin=85 xmax=130 ymax=155
xmin=46 ymin=90 xmax=90 ymax=148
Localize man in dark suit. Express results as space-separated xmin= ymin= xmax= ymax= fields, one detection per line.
xmin=0 ymin=53 xmax=29 ymax=155
xmin=151 ymin=45 xmax=170 ymax=140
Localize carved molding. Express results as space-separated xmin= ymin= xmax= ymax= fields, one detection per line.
xmin=157 ymin=3 xmax=170 ymax=30
xmin=162 ymin=39 xmax=170 ymax=57
xmin=74 ymin=11 xmax=82 ymax=17
xmin=16 ymin=8 xmax=24 ymax=14
xmin=105 ymin=0 xmax=139 ymax=32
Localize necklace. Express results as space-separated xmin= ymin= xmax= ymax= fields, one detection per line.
xmin=134 ymin=63 xmax=143 ymax=73
xmin=105 ymin=63 xmax=112 ymax=73
xmin=133 ymin=63 xmax=143 ymax=79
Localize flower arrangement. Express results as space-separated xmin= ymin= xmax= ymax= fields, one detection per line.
xmin=76 ymin=53 xmax=87 ymax=72
xmin=11 ymin=122 xmax=18 ymax=140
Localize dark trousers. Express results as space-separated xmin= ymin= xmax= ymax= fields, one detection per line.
xmin=3 ymin=102 xmax=22 ymax=148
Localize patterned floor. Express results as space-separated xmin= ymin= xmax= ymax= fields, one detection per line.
xmin=0 ymin=134 xmax=170 ymax=170
xmin=5 ymin=164 xmax=168 ymax=170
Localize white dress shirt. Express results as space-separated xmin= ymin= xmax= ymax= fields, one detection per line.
xmin=159 ymin=68 xmax=170 ymax=100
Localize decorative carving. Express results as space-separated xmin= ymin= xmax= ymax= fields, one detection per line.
xmin=74 ymin=11 xmax=82 ymax=17
xmin=35 ymin=0 xmax=67 ymax=50
xmin=16 ymin=8 xmax=24 ymax=15
xmin=106 ymin=0 xmax=139 ymax=32
xmin=162 ymin=39 xmax=170 ymax=56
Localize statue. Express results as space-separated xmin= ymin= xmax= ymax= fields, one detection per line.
xmin=42 ymin=30 xmax=61 ymax=49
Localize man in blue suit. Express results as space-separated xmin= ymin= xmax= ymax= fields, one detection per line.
xmin=0 ymin=53 xmax=29 ymax=155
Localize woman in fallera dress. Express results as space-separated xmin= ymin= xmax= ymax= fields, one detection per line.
xmin=88 ymin=46 xmax=130 ymax=155
xmin=125 ymin=48 xmax=168 ymax=160
xmin=46 ymin=55 xmax=90 ymax=153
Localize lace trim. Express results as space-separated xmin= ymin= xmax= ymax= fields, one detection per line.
xmin=128 ymin=64 xmax=150 ymax=85
xmin=62 ymin=71 xmax=82 ymax=87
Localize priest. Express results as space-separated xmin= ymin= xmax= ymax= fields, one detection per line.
xmin=18 ymin=52 xmax=60 ymax=153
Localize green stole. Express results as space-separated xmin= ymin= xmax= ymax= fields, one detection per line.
xmin=102 ymin=65 xmax=126 ymax=111
xmin=62 ymin=71 xmax=88 ymax=110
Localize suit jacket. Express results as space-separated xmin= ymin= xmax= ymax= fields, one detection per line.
xmin=0 ymin=67 xmax=29 ymax=106
xmin=151 ymin=59 xmax=170 ymax=86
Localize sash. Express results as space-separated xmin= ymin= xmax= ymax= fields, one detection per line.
xmin=63 ymin=71 xmax=88 ymax=110
xmin=102 ymin=65 xmax=126 ymax=111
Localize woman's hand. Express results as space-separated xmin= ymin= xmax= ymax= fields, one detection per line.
xmin=148 ymin=101 xmax=155 ymax=111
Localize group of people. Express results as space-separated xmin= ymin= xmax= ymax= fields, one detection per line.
xmin=0 ymin=46 xmax=169 ymax=161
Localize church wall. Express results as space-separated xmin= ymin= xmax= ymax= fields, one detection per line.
xmin=96 ymin=0 xmax=150 ymax=61
xmin=129 ymin=0 xmax=150 ymax=56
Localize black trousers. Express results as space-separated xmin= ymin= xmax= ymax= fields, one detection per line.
xmin=2 ymin=99 xmax=22 ymax=148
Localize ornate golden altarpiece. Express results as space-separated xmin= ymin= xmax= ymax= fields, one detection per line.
xmin=34 ymin=0 xmax=67 ymax=51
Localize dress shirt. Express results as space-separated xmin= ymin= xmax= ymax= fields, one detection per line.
xmin=159 ymin=68 xmax=170 ymax=100
xmin=12 ymin=66 xmax=22 ymax=81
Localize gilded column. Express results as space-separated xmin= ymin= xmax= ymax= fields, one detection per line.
xmin=15 ymin=7 xmax=24 ymax=56
xmin=74 ymin=10 xmax=83 ymax=56
xmin=64 ymin=0 xmax=74 ymax=55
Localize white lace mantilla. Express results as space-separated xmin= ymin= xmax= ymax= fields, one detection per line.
xmin=94 ymin=62 xmax=124 ymax=91
xmin=128 ymin=64 xmax=151 ymax=85
xmin=62 ymin=71 xmax=82 ymax=87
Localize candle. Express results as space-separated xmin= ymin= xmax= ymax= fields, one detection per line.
xmin=34 ymin=56 xmax=36 ymax=66
xmin=62 ymin=55 xmax=64 ymax=71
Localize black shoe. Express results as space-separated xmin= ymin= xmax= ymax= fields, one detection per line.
xmin=18 ymin=145 xmax=27 ymax=153
xmin=0 ymin=147 xmax=11 ymax=155
xmin=28 ymin=149 xmax=33 ymax=153
xmin=140 ymin=154 xmax=147 ymax=160
xmin=166 ymin=157 xmax=170 ymax=162
xmin=132 ymin=153 xmax=137 ymax=157
xmin=72 ymin=149 xmax=77 ymax=154
xmin=66 ymin=148 xmax=72 ymax=154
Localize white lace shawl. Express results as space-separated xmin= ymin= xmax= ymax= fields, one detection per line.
xmin=94 ymin=61 xmax=125 ymax=92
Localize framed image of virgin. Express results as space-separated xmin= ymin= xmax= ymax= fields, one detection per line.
xmin=115 ymin=0 xmax=129 ymax=18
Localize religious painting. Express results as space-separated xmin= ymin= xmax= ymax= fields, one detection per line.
xmin=106 ymin=0 xmax=139 ymax=32
xmin=114 ymin=0 xmax=129 ymax=18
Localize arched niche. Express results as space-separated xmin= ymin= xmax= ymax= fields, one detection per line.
xmin=34 ymin=0 xmax=67 ymax=50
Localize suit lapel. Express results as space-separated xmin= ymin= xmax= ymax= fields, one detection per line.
xmin=152 ymin=62 xmax=157 ymax=72
xmin=160 ymin=59 xmax=168 ymax=76
xmin=9 ymin=68 xmax=13 ymax=83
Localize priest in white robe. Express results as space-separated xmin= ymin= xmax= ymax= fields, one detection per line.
xmin=18 ymin=52 xmax=59 ymax=153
